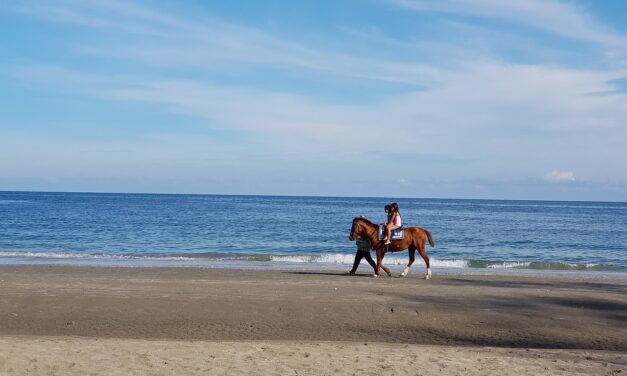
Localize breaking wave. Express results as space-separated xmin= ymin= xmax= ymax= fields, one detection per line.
xmin=0 ymin=251 xmax=624 ymax=271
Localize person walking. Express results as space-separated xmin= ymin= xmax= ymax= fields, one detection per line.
xmin=348 ymin=236 xmax=377 ymax=275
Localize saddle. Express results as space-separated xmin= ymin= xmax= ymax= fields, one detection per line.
xmin=378 ymin=225 xmax=404 ymax=241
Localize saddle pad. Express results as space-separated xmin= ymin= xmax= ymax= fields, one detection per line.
xmin=378 ymin=225 xmax=404 ymax=241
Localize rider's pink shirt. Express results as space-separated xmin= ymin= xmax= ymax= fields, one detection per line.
xmin=393 ymin=213 xmax=402 ymax=226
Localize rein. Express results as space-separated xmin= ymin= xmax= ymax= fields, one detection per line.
xmin=353 ymin=218 xmax=378 ymax=242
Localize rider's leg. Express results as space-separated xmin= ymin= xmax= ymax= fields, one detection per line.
xmin=384 ymin=224 xmax=400 ymax=245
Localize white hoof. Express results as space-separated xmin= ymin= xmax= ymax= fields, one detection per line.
xmin=424 ymin=268 xmax=432 ymax=280
xmin=373 ymin=274 xmax=380 ymax=278
xmin=400 ymin=267 xmax=409 ymax=277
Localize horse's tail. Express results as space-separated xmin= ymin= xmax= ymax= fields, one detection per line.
xmin=425 ymin=230 xmax=435 ymax=248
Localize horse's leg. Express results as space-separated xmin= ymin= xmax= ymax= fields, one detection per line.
xmin=381 ymin=263 xmax=392 ymax=277
xmin=400 ymin=246 xmax=416 ymax=277
xmin=364 ymin=251 xmax=390 ymax=276
xmin=374 ymin=248 xmax=383 ymax=278
xmin=381 ymin=244 xmax=392 ymax=276
xmin=417 ymin=239 xmax=432 ymax=279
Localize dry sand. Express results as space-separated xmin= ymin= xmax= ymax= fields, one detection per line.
xmin=0 ymin=265 xmax=625 ymax=375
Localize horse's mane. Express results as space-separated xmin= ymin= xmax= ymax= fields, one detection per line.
xmin=354 ymin=216 xmax=376 ymax=227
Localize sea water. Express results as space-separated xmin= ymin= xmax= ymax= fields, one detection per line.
xmin=1 ymin=191 xmax=625 ymax=274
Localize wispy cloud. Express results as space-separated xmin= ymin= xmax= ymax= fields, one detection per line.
xmin=544 ymin=170 xmax=576 ymax=183
xmin=6 ymin=0 xmax=441 ymax=87
xmin=6 ymin=57 xmax=627 ymax=183
xmin=385 ymin=0 xmax=627 ymax=51
xmin=2 ymin=0 xmax=627 ymax=198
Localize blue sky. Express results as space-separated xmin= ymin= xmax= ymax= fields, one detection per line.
xmin=1 ymin=0 xmax=627 ymax=201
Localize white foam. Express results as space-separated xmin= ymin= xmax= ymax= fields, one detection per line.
xmin=0 ymin=251 xmax=194 ymax=261
xmin=487 ymin=261 xmax=531 ymax=269
xmin=268 ymin=254 xmax=471 ymax=267
xmin=0 ymin=251 xmax=474 ymax=268
xmin=429 ymin=259 xmax=469 ymax=268
xmin=2 ymin=251 xmax=611 ymax=272
xmin=270 ymin=254 xmax=352 ymax=264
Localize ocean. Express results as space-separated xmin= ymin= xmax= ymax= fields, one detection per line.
xmin=1 ymin=191 xmax=626 ymax=274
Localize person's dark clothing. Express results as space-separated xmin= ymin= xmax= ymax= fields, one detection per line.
xmin=350 ymin=238 xmax=376 ymax=274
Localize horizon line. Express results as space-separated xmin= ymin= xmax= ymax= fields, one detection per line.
xmin=1 ymin=190 xmax=625 ymax=204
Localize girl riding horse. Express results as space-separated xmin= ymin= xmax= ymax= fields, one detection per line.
xmin=349 ymin=216 xmax=435 ymax=279
xmin=382 ymin=203 xmax=402 ymax=245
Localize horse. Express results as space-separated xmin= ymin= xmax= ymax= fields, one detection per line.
xmin=348 ymin=216 xmax=435 ymax=279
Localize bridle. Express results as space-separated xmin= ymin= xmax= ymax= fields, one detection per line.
xmin=349 ymin=217 xmax=368 ymax=241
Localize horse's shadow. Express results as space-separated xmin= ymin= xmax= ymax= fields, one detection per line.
xmin=284 ymin=271 xmax=374 ymax=278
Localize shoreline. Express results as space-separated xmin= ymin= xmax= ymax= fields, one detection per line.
xmin=1 ymin=257 xmax=626 ymax=278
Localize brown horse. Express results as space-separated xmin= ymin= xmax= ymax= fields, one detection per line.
xmin=348 ymin=216 xmax=435 ymax=279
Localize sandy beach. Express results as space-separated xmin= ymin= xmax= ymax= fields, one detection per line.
xmin=0 ymin=265 xmax=625 ymax=375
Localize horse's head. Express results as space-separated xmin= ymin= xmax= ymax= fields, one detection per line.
xmin=348 ymin=216 xmax=367 ymax=241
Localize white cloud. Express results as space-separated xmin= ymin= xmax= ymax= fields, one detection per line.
xmin=6 ymin=0 xmax=441 ymax=87
xmin=7 ymin=59 xmax=627 ymax=184
xmin=386 ymin=0 xmax=627 ymax=50
xmin=544 ymin=170 xmax=576 ymax=183
xmin=3 ymin=0 xmax=627 ymax=198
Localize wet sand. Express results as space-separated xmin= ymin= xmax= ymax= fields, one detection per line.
xmin=0 ymin=265 xmax=626 ymax=375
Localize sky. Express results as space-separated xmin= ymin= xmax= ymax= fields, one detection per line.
xmin=1 ymin=0 xmax=627 ymax=201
